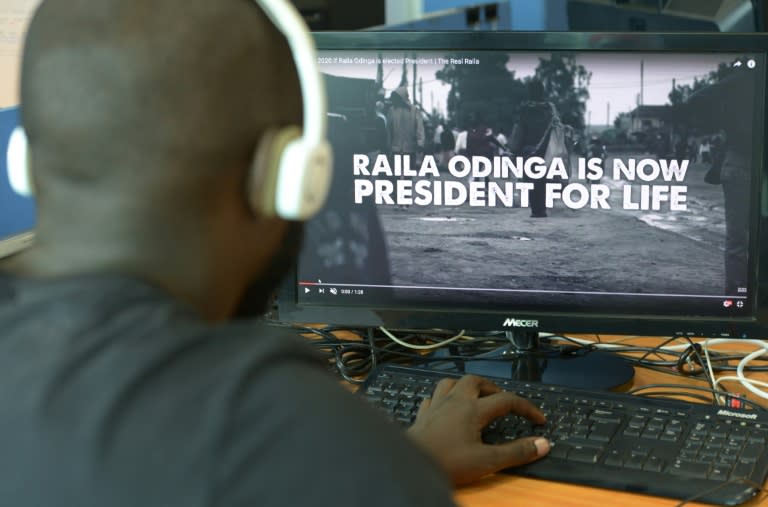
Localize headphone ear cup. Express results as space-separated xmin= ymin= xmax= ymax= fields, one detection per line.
xmin=6 ymin=126 xmax=34 ymax=197
xmin=247 ymin=126 xmax=302 ymax=217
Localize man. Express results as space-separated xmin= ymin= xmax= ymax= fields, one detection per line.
xmin=465 ymin=115 xmax=497 ymax=185
xmin=387 ymin=85 xmax=425 ymax=162
xmin=509 ymin=79 xmax=557 ymax=218
xmin=386 ymin=85 xmax=424 ymax=210
xmin=692 ymin=69 xmax=755 ymax=296
xmin=0 ymin=1 xmax=549 ymax=506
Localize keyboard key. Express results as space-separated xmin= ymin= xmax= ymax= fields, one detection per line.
xmin=678 ymin=450 xmax=698 ymax=460
xmin=660 ymin=430 xmax=679 ymax=442
xmin=709 ymin=465 xmax=731 ymax=482
xmin=732 ymin=462 xmax=755 ymax=479
xmin=549 ymin=444 xmax=569 ymax=459
xmin=683 ymin=440 xmax=702 ymax=451
xmin=668 ymin=460 xmax=710 ymax=479
xmin=625 ymin=455 xmax=645 ymax=469
xmin=641 ymin=429 xmax=661 ymax=440
xmin=591 ymin=409 xmax=621 ymax=424
xmin=643 ymin=456 xmax=664 ymax=472
xmin=604 ymin=450 xmax=624 ymax=467
xmin=739 ymin=445 xmax=762 ymax=463
xmin=568 ymin=447 xmax=600 ymax=464
xmin=588 ymin=422 xmax=619 ymax=442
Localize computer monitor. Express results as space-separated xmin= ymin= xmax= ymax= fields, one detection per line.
xmin=276 ymin=31 xmax=768 ymax=386
xmin=0 ymin=1 xmax=38 ymax=258
xmin=0 ymin=106 xmax=35 ymax=259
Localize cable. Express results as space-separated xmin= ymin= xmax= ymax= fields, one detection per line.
xmin=674 ymin=477 xmax=764 ymax=507
xmin=702 ymin=340 xmax=722 ymax=403
xmin=556 ymin=335 xmax=753 ymax=406
xmin=737 ymin=346 xmax=768 ymax=400
xmin=627 ymin=384 xmax=766 ymax=412
xmin=695 ymin=339 xmax=768 ymax=401
xmin=276 ymin=323 xmax=768 ymax=401
xmin=714 ymin=375 xmax=768 ymax=392
xmin=632 ymin=391 xmax=716 ymax=404
xmin=379 ymin=326 xmax=467 ymax=350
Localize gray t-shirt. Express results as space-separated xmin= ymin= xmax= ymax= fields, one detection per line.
xmin=0 ymin=274 xmax=455 ymax=506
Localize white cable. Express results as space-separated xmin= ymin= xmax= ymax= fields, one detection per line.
xmin=379 ymin=326 xmax=467 ymax=350
xmin=557 ymin=335 xmax=676 ymax=351
xmin=667 ymin=338 xmax=768 ymax=352
xmin=701 ymin=339 xmax=722 ymax=405
xmin=714 ymin=375 xmax=768 ymax=392
xmin=554 ymin=336 xmax=632 ymax=350
xmin=736 ymin=346 xmax=768 ymax=400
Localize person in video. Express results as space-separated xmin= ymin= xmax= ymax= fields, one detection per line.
xmin=0 ymin=1 xmax=550 ymax=505
xmin=509 ymin=79 xmax=558 ymax=218
xmin=387 ymin=85 xmax=424 ymax=209
xmin=465 ymin=114 xmax=498 ymax=185
xmin=387 ymin=85 xmax=425 ymax=164
xmin=694 ymin=70 xmax=755 ymax=296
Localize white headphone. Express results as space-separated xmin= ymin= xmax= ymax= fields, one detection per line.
xmin=5 ymin=0 xmax=332 ymax=222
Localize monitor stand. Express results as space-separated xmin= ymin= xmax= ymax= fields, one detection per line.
xmin=458 ymin=330 xmax=634 ymax=391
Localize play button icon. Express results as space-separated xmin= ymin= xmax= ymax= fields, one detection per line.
xmin=304 ymin=287 xmax=311 ymax=294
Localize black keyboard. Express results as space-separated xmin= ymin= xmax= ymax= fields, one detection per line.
xmin=361 ymin=364 xmax=768 ymax=506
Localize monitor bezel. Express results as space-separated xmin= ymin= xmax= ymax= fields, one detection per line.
xmin=276 ymin=31 xmax=768 ymax=338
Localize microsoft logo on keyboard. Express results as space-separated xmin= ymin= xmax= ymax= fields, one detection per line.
xmin=502 ymin=318 xmax=539 ymax=328
xmin=717 ymin=409 xmax=758 ymax=420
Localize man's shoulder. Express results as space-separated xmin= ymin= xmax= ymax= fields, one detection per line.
xmin=0 ymin=272 xmax=324 ymax=410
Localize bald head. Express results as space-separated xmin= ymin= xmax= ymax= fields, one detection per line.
xmin=12 ymin=0 xmax=307 ymax=320
xmin=21 ymin=0 xmax=301 ymax=199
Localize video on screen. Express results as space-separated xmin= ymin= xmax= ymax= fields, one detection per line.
xmin=298 ymin=50 xmax=761 ymax=314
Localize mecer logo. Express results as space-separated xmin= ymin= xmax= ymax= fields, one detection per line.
xmin=502 ymin=318 xmax=539 ymax=328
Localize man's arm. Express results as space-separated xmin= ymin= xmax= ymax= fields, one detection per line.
xmin=407 ymin=374 xmax=550 ymax=486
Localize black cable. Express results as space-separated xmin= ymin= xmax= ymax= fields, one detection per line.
xmin=636 ymin=335 xmax=687 ymax=365
xmin=674 ymin=477 xmax=764 ymax=507
xmin=281 ymin=325 xmax=768 ymax=397
xmin=633 ymin=391 xmax=717 ymax=404
xmin=549 ymin=335 xmax=768 ymax=371
xmin=628 ymin=384 xmax=766 ymax=412
xmin=278 ymin=322 xmax=768 ymax=365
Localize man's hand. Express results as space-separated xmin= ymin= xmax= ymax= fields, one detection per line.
xmin=406 ymin=375 xmax=550 ymax=486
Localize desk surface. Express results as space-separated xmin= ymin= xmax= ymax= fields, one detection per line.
xmin=448 ymin=335 xmax=768 ymax=507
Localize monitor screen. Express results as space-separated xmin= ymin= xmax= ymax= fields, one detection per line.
xmin=0 ymin=0 xmax=38 ymax=258
xmin=277 ymin=32 xmax=768 ymax=339
xmin=1 ymin=105 xmax=36 ymax=258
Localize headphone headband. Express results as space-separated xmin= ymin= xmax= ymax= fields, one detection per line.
xmin=255 ymin=0 xmax=326 ymax=144
xmin=253 ymin=0 xmax=332 ymax=220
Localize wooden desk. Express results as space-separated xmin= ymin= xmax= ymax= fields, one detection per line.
xmin=452 ymin=335 xmax=768 ymax=507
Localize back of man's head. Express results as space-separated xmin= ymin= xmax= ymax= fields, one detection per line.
xmin=21 ymin=0 xmax=301 ymax=211
xmin=13 ymin=0 xmax=305 ymax=320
